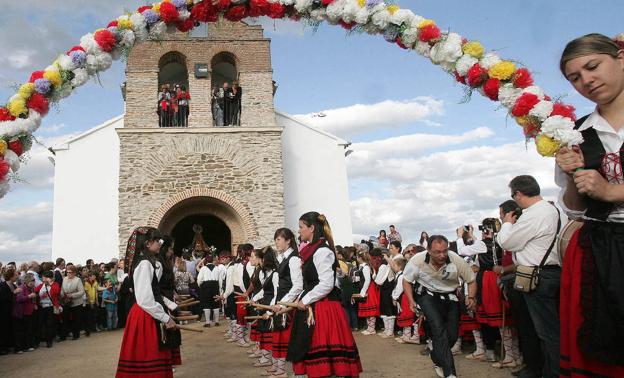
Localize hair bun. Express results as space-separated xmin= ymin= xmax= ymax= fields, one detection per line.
xmin=318 ymin=214 xmax=327 ymax=223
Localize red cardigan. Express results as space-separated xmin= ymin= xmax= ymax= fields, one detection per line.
xmin=35 ymin=282 xmax=61 ymax=307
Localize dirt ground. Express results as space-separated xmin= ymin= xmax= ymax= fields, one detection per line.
xmin=0 ymin=325 xmax=514 ymax=377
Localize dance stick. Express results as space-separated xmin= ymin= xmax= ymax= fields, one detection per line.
xmin=176 ymin=324 xmax=203 ymax=333
xmin=176 ymin=300 xmax=199 ymax=308
xmin=277 ymin=301 xmax=299 ymax=308
xmin=172 ymin=315 xmax=199 ymax=321
xmin=176 ymin=297 xmax=196 ymax=305
xmin=236 ymin=301 xmax=252 ymax=305
xmin=351 ymin=294 xmax=363 ymax=298
xmin=245 ymin=315 xmax=269 ymax=320
xmin=251 ymin=303 xmax=273 ymax=311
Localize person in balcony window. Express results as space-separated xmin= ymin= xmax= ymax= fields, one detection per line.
xmin=231 ymin=80 xmax=242 ymax=126
xmin=177 ymin=85 xmax=190 ymax=127
xmin=158 ymin=85 xmax=171 ymax=128
xmin=223 ymin=82 xmax=233 ymax=126
xmin=211 ymin=86 xmax=224 ymax=127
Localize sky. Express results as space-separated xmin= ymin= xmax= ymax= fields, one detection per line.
xmin=0 ymin=0 xmax=621 ymax=263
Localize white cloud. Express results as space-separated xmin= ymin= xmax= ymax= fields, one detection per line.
xmin=293 ymin=97 xmax=444 ymax=138
xmin=347 ymin=127 xmax=494 ymax=178
xmin=0 ymin=202 xmax=53 ymax=264
xmin=348 ymin=141 xmax=559 ymax=244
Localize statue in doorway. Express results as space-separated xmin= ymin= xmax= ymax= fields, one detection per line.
xmin=191 ymin=224 xmax=210 ymax=255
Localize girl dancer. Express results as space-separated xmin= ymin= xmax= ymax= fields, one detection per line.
xmin=355 ymin=251 xmax=380 ymax=335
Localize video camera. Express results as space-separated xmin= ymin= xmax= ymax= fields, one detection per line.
xmin=478 ymin=218 xmax=502 ymax=234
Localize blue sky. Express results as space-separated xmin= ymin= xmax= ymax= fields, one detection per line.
xmin=0 ymin=0 xmax=620 ymax=263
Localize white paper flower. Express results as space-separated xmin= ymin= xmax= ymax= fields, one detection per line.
xmin=55 ymin=85 xmax=73 ymax=100
xmin=80 ymin=33 xmax=102 ymax=55
xmin=522 ymin=85 xmax=545 ymax=99
xmin=479 ymin=52 xmax=501 ymax=70
xmin=528 ymin=100 xmax=554 ymax=121
xmin=498 ymin=83 xmax=523 ymax=108
xmin=455 ymin=55 xmax=478 ymax=77
xmin=57 ymin=54 xmax=76 ymax=71
xmin=557 ymin=129 xmax=584 ymax=146
xmin=294 ymin=0 xmax=313 ymax=13
xmin=325 ymin=0 xmax=346 ymax=22
xmin=430 ymin=33 xmax=463 ymax=65
xmin=119 ymin=29 xmax=136 ymax=49
xmin=309 ymin=8 xmax=327 ymax=22
xmin=85 ymin=55 xmax=99 ymax=74
xmin=149 ymin=21 xmax=168 ymax=40
xmin=541 ymin=115 xmax=583 ymax=146
xmin=71 ymin=68 xmax=89 ymax=87
xmin=4 ymin=150 xmax=20 ymax=173
xmin=0 ymin=111 xmax=42 ymax=139
xmin=400 ymin=25 xmax=419 ymax=46
xmin=96 ymin=53 xmax=113 ymax=71
xmin=415 ymin=41 xmax=432 ymax=58
xmin=371 ymin=8 xmax=391 ymax=30
xmin=130 ymin=13 xmax=148 ymax=42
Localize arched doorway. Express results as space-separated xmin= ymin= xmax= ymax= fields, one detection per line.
xmin=170 ymin=214 xmax=231 ymax=256
xmin=158 ymin=51 xmax=189 ymax=91
xmin=211 ymin=51 xmax=237 ymax=89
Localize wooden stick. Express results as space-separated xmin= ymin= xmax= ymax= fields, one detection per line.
xmin=176 ymin=298 xmax=196 ymax=305
xmin=176 ymin=300 xmax=199 ymax=309
xmin=245 ymin=315 xmax=269 ymax=321
xmin=277 ymin=301 xmax=299 ymax=308
xmin=172 ymin=315 xmax=199 ymax=321
xmin=251 ymin=303 xmax=273 ymax=311
xmin=176 ymin=324 xmax=203 ymax=333
xmin=236 ymin=301 xmax=252 ymax=305
xmin=351 ymin=294 xmax=363 ymax=298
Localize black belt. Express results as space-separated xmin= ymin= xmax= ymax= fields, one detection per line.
xmin=540 ymin=265 xmax=561 ymax=270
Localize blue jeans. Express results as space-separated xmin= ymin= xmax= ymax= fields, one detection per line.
xmin=522 ymin=268 xmax=560 ymax=378
xmin=416 ymin=293 xmax=460 ymax=377
xmin=106 ymin=308 xmax=118 ymax=330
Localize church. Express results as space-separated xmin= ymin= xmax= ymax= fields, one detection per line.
xmin=51 ymin=21 xmax=353 ymax=264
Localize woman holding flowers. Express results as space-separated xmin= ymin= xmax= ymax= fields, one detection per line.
xmin=556 ymin=33 xmax=624 ymax=377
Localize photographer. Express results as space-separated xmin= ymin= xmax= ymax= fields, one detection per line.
xmin=496 ymin=175 xmax=561 ymax=378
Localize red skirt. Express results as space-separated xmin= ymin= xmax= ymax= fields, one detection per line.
xmin=459 ymin=313 xmax=480 ymax=337
xmin=250 ymin=324 xmax=260 ymax=342
xmin=475 ymin=271 xmax=510 ymax=327
xmin=560 ymin=230 xmax=624 ymax=377
xmin=292 ymin=299 xmax=362 ymax=378
xmin=116 ymin=304 xmax=176 ymax=378
xmin=259 ymin=330 xmax=273 ymax=351
xmin=235 ymin=295 xmax=247 ymax=326
xmin=396 ymin=294 xmax=415 ymax=328
xmin=272 ymin=314 xmax=292 ymax=359
xmin=357 ymin=283 xmax=380 ymax=318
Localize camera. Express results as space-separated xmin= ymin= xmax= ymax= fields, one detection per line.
xmin=463 ymin=225 xmax=470 ymax=232
xmin=479 ymin=218 xmax=502 ymax=233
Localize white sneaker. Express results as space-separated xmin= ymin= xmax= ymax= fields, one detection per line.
xmin=434 ymin=366 xmax=444 ymax=378
xmin=446 ymin=375 xmax=457 ymax=378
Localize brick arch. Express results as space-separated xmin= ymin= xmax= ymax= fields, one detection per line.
xmin=158 ymin=50 xmax=188 ymax=68
xmin=210 ymin=50 xmax=240 ymax=69
xmin=147 ymin=188 xmax=258 ymax=241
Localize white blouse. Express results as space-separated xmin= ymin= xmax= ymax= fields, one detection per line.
xmin=135 ymin=260 xmax=176 ymax=324
xmin=391 ymin=271 xmax=404 ymax=301
xmin=300 ymin=247 xmax=337 ymax=306
xmin=359 ymin=263 xmax=371 ymax=297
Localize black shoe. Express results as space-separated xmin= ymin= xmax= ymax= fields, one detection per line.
xmin=57 ymin=337 xmax=66 ymax=342
xmin=420 ymin=347 xmax=431 ymax=356
xmin=513 ymin=367 xmax=540 ymax=378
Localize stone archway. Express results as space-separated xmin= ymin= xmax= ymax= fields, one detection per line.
xmin=147 ymin=188 xmax=258 ymax=252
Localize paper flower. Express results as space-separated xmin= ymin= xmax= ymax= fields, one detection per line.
xmin=18 ymin=83 xmax=35 ymax=100
xmin=462 ymin=41 xmax=484 ymax=59
xmin=8 ymin=139 xmax=23 ymax=157
xmin=143 ymin=9 xmax=161 ymax=25
xmin=34 ymin=79 xmax=52 ymax=94
xmin=0 ymin=107 xmax=15 ymax=122
xmin=159 ymin=1 xmax=180 ymax=23
xmin=454 ymin=54 xmax=478 ymax=77
xmin=117 ymin=16 xmax=134 ymax=30
xmin=466 ymin=64 xmax=488 ymax=87
xmin=0 ymin=160 xmax=9 ymax=181
xmin=225 ymin=5 xmax=247 ymax=21
xmin=430 ymin=33 xmax=463 ymax=65
xmin=513 ymin=68 xmax=533 ymax=88
xmin=43 ymin=70 xmax=63 ymax=88
xmin=172 ymin=0 xmax=187 ymax=9
xmin=479 ymin=52 xmax=501 ymax=70
xmin=535 ymin=135 xmax=561 ymax=157
xmin=70 ymin=50 xmax=87 ymax=67
xmin=550 ymin=103 xmax=576 ymax=121
xmin=0 ymin=140 xmax=6 ymax=155
xmin=498 ymin=83 xmax=522 ymax=108
xmin=27 ymin=93 xmax=50 ymax=116
xmin=94 ymin=29 xmax=117 ymax=52
xmin=418 ymin=24 xmax=440 ymax=43
xmin=528 ymin=100 xmax=554 ymax=121
xmin=483 ymin=78 xmax=500 ymax=101
xmin=28 ymin=71 xmax=45 ymax=83
xmin=8 ymin=98 xmax=27 ymax=117
xmin=512 ymin=93 xmax=540 ymax=117
xmin=489 ymin=61 xmax=516 ymax=81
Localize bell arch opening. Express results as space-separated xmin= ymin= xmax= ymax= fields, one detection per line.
xmin=158 ymin=51 xmax=189 ymax=91
xmin=211 ymin=51 xmax=238 ymax=89
xmin=170 ymin=214 xmax=231 ymax=256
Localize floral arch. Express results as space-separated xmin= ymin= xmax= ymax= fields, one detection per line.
xmin=0 ymin=0 xmax=622 ymax=200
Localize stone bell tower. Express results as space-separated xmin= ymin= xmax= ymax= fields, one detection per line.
xmin=117 ymin=22 xmax=285 ymax=255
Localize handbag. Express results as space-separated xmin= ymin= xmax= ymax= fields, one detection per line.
xmin=513 ymin=205 xmax=561 ymax=293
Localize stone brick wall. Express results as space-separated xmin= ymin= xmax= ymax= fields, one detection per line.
xmin=117 ymin=128 xmax=286 ymax=256
xmin=125 ymin=21 xmax=276 ymax=129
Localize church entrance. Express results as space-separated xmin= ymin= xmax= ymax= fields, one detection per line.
xmin=170 ymin=214 xmax=231 ymax=256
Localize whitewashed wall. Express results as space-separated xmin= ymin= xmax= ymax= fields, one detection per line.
xmin=52 ymin=116 xmax=123 ymax=264
xmin=278 ymin=112 xmax=354 ymax=246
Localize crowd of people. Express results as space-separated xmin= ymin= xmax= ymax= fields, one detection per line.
xmin=157 ymin=83 xmax=191 ymax=127
xmin=211 ymin=80 xmax=242 ymax=127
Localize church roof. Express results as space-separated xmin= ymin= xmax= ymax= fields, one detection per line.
xmin=274 ymin=110 xmax=348 ymax=145
xmin=52 ymin=115 xmax=124 ymax=151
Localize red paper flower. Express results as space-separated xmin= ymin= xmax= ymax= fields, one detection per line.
xmin=216 ymin=0 xmax=231 ymax=11
xmin=191 ymin=2 xmax=218 ymax=22
xmin=66 ymin=46 xmax=85 ymax=55
xmin=267 ymin=3 xmax=286 ymax=19
xmin=419 ymin=24 xmax=441 ymax=43
xmin=511 ymin=93 xmax=540 ymax=117
xmin=29 ymin=71 xmax=45 ymax=83
xmin=138 ymin=5 xmax=152 ymax=13
xmin=396 ymin=37 xmax=409 ymax=49
xmin=455 ymin=72 xmax=466 ymax=84
xmin=107 ymin=20 xmax=119 ymax=28
xmin=8 ymin=140 xmax=23 ymax=157
xmin=224 ymin=5 xmax=247 ymax=22
xmin=27 ymin=93 xmax=50 ymax=116
xmin=159 ymin=2 xmax=180 ymax=24
xmin=322 ymin=0 xmax=336 ymax=5
xmin=0 ymin=160 xmax=9 ymax=181
xmin=176 ymin=19 xmax=195 ymax=32
xmin=339 ymin=20 xmax=355 ymax=30
xmin=466 ymin=64 xmax=488 ymax=87
xmin=249 ymin=0 xmax=270 ymax=17
xmin=513 ymin=68 xmax=533 ymax=89
xmin=94 ymin=29 xmax=116 ymax=52
xmin=0 ymin=107 xmax=16 ymax=122
xmin=483 ymin=78 xmax=500 ymax=101
xmin=550 ymin=103 xmax=577 ymax=121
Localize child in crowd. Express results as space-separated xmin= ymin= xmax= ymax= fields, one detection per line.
xmin=102 ymin=279 xmax=118 ymax=330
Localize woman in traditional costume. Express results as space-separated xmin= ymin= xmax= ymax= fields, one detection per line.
xmin=556 ymin=33 xmax=624 ymax=377
xmin=116 ymin=227 xmax=180 ymax=378
xmin=287 ymin=212 xmax=362 ymax=378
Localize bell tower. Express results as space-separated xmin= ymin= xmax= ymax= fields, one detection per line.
xmin=117 ymin=22 xmax=285 ymax=255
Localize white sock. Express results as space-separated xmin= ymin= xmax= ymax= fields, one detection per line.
xmin=410 ymin=322 xmax=420 ymax=342
xmin=245 ymin=324 xmax=251 ymax=343
xmin=386 ymin=316 xmax=395 ymax=336
xmin=473 ymin=329 xmax=485 ymax=354
xmin=203 ymin=309 xmax=211 ymax=325
xmin=402 ymin=326 xmax=412 ymax=341
xmin=275 ymin=358 xmax=286 ymax=375
xmin=367 ymin=317 xmax=376 ymax=332
xmin=213 ymin=309 xmax=220 ymax=324
xmin=451 ymin=337 xmax=462 ymax=352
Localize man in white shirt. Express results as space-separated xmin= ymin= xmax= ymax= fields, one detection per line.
xmin=497 ymin=175 xmax=561 ymax=378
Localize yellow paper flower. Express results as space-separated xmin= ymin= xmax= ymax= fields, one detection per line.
xmin=18 ymin=83 xmax=35 ymax=100
xmin=387 ymin=5 xmax=400 ymax=15
xmin=0 ymin=140 xmax=7 ymax=156
xmin=118 ymin=17 xmax=133 ymax=30
xmin=8 ymin=98 xmax=27 ymax=117
xmin=44 ymin=70 xmax=63 ymax=88
xmin=357 ymin=0 xmax=366 ymax=7
xmin=418 ymin=19 xmax=435 ymax=29
xmin=462 ymin=41 xmax=484 ymax=59
xmin=153 ymin=3 xmax=161 ymax=13
xmin=536 ymin=135 xmax=561 ymax=157
xmin=489 ymin=61 xmax=516 ymax=81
